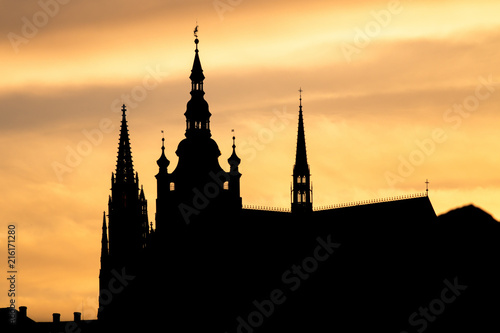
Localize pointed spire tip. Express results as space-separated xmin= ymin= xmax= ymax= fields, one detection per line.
xmin=298 ymin=88 xmax=303 ymax=109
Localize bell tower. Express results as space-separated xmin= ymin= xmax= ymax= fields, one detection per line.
xmin=291 ymin=89 xmax=312 ymax=214
xmin=155 ymin=28 xmax=242 ymax=227
xmin=185 ymin=29 xmax=211 ymax=138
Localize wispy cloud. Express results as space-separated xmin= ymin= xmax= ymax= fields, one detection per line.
xmin=1 ymin=0 xmax=500 ymax=322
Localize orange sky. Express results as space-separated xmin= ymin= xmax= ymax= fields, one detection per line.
xmin=1 ymin=0 xmax=500 ymax=322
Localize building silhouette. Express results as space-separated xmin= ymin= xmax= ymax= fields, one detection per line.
xmin=5 ymin=33 xmax=500 ymax=333
xmin=96 ymin=34 xmax=438 ymax=332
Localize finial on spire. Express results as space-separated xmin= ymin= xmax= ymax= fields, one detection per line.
xmin=194 ymin=24 xmax=199 ymax=49
xmin=425 ymin=179 xmax=429 ymax=196
xmin=161 ymin=130 xmax=165 ymax=149
xmin=121 ymin=104 xmax=127 ymax=114
xmin=298 ymin=88 xmax=303 ymax=109
xmin=228 ymin=129 xmax=241 ymax=168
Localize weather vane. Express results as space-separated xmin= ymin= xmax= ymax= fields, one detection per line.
xmin=194 ymin=24 xmax=199 ymax=38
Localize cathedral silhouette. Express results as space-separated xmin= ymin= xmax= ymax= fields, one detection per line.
xmin=97 ymin=34 xmax=438 ymax=332
xmin=5 ymin=32 xmax=500 ymax=333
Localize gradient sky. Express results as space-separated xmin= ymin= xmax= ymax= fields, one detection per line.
xmin=1 ymin=0 xmax=500 ymax=322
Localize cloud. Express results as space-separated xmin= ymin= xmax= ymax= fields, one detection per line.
xmin=2 ymin=0 xmax=500 ymax=322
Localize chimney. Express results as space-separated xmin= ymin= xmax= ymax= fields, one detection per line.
xmin=19 ymin=306 xmax=27 ymax=319
xmin=53 ymin=313 xmax=61 ymax=323
xmin=73 ymin=312 xmax=81 ymax=322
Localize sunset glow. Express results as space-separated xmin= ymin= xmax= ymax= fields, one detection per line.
xmin=1 ymin=0 xmax=500 ymax=322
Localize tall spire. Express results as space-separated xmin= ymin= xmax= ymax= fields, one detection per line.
xmin=294 ymin=88 xmax=308 ymax=173
xmin=291 ymin=88 xmax=312 ymax=214
xmin=184 ymin=27 xmax=211 ymax=138
xmin=190 ymin=26 xmax=205 ymax=87
xmin=100 ymin=211 xmax=108 ymax=261
xmin=98 ymin=211 xmax=109 ymax=320
xmin=115 ymin=104 xmax=135 ymax=183
xmin=102 ymin=103 xmax=149 ymax=313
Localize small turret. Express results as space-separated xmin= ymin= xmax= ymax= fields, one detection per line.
xmin=228 ymin=131 xmax=241 ymax=172
xmin=156 ymin=131 xmax=170 ymax=171
xmin=227 ymin=131 xmax=242 ymax=209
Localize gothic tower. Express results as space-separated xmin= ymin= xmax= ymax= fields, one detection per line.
xmin=155 ymin=32 xmax=242 ymax=229
xmin=99 ymin=105 xmax=149 ymax=317
xmin=106 ymin=105 xmax=149 ymax=260
xmin=291 ymin=89 xmax=312 ymax=214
